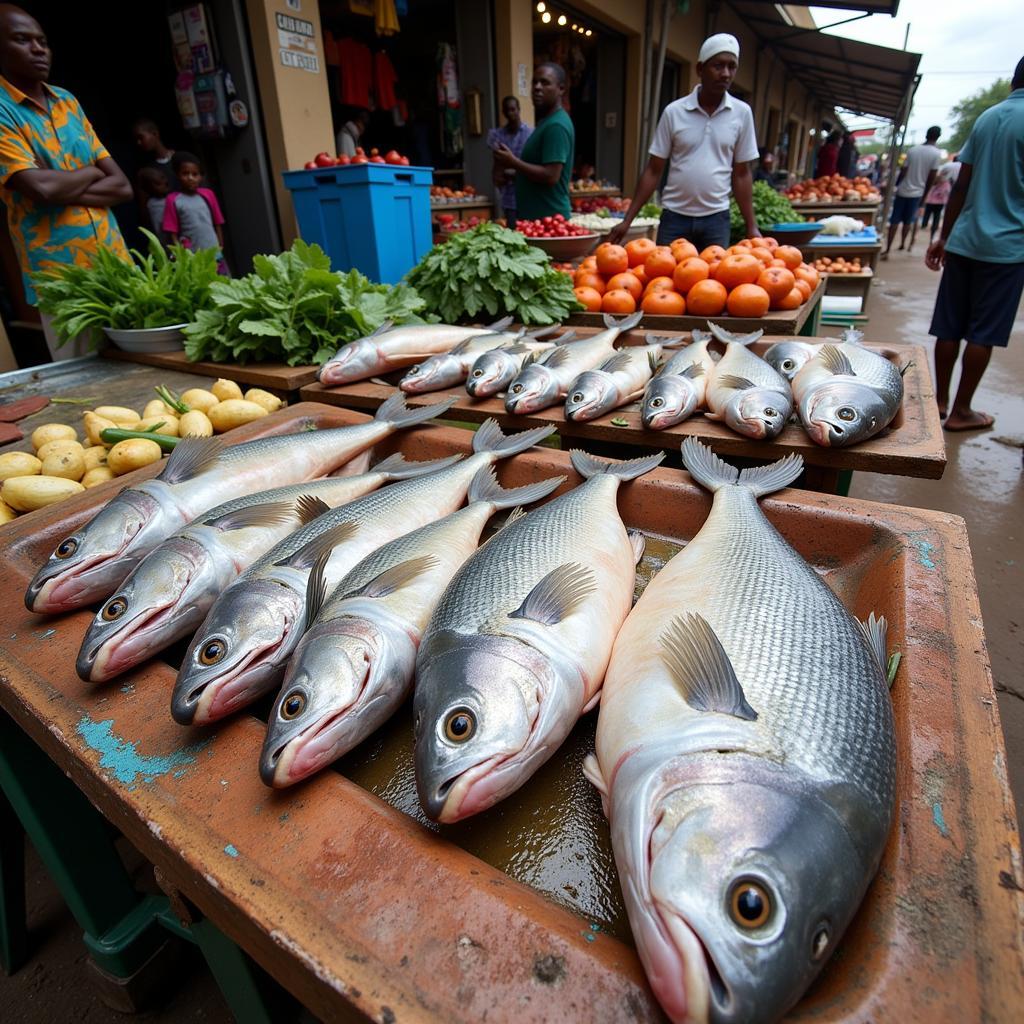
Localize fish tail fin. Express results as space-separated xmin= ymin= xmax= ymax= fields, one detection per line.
xmin=525 ymin=324 xmax=562 ymax=339
xmin=707 ymin=321 xmax=764 ymax=347
xmin=680 ymin=438 xmax=739 ymax=491
xmin=486 ymin=315 xmax=515 ymax=332
xmin=467 ymin=463 xmax=565 ymax=510
xmin=649 ymin=334 xmax=687 ymax=350
xmin=472 ymin=418 xmax=556 ymax=457
xmin=549 ymin=329 xmax=576 ymax=344
xmin=737 ymin=455 xmax=804 ymax=496
xmin=375 ymin=393 xmax=457 ymax=428
xmin=372 ymin=452 xmax=463 ymax=479
xmin=603 ymin=311 xmax=643 ymax=332
xmin=570 ymin=449 xmax=665 ymax=482
xmin=857 ymin=612 xmax=889 ymax=677
xmin=840 ymin=328 xmax=865 ymax=347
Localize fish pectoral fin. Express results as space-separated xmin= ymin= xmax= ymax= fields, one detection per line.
xmin=714 ymin=373 xmax=755 ymax=392
xmin=158 ymin=435 xmax=225 ymax=484
xmin=600 ymin=352 xmax=633 ymax=374
xmin=544 ymin=346 xmax=575 ymax=369
xmin=509 ymin=562 xmax=596 ymax=626
xmin=628 ymin=529 xmax=646 ymax=565
xmin=348 ymin=554 xmax=439 ymax=601
xmin=819 ymin=344 xmax=855 ymax=376
xmin=305 ymin=548 xmax=330 ymax=627
xmin=660 ymin=613 xmax=757 ymax=720
xmin=582 ymin=753 xmax=610 ymax=818
xmin=204 ymin=499 xmax=297 ymax=532
xmin=295 ymin=495 xmax=331 ymax=524
xmin=276 ymin=520 xmax=358 ymax=570
xmin=682 ymin=363 xmax=706 ymax=379
xmin=857 ymin=612 xmax=890 ymax=677
xmin=449 ymin=338 xmax=474 ymax=355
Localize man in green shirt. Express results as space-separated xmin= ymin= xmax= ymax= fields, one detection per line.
xmin=495 ymin=63 xmax=573 ymax=220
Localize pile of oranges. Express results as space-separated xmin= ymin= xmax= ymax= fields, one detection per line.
xmin=573 ymin=236 xmax=821 ymax=318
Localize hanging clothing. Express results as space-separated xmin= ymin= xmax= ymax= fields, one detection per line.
xmin=322 ymin=30 xmax=339 ymax=66
xmin=436 ymin=43 xmax=463 ymax=158
xmin=337 ymin=38 xmax=373 ymax=108
xmin=374 ymin=50 xmax=399 ymax=110
xmin=374 ymin=0 xmax=400 ymax=36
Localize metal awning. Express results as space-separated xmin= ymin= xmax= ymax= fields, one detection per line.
xmin=775 ymin=1 xmax=901 ymax=13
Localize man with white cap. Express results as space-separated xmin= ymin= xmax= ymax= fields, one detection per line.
xmin=611 ymin=33 xmax=760 ymax=249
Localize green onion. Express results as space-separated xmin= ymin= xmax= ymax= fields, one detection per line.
xmin=154 ymin=386 xmax=189 ymax=415
xmin=99 ymin=427 xmax=179 ymax=451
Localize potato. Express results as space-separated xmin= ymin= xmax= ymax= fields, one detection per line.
xmin=210 ymin=378 xmax=243 ymax=402
xmin=208 ymin=400 xmax=268 ymax=433
xmin=180 ymin=388 xmax=220 ymax=413
xmin=36 ymin=438 xmax=84 ymax=462
xmin=40 ymin=450 xmax=86 ymax=481
xmin=0 ymin=451 xmax=42 ymax=482
xmin=31 ymin=423 xmax=77 ymax=450
xmin=82 ymin=445 xmax=108 ymax=471
xmin=179 ymin=410 xmax=214 ymax=437
xmin=144 ymin=398 xmax=172 ymax=418
xmin=93 ymin=405 xmax=141 ymax=426
xmin=0 ymin=497 xmax=16 ymax=523
xmin=83 ymin=411 xmax=117 ymax=446
xmin=2 ymin=474 xmax=84 ymax=511
xmin=81 ymin=466 xmax=116 ymax=488
xmin=243 ymin=388 xmax=283 ymax=413
xmin=107 ymin=438 xmax=163 ymax=476
xmin=136 ymin=415 xmax=180 ymax=437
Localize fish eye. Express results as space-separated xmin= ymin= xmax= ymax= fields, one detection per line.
xmin=764 ymin=406 xmax=778 ymax=418
xmin=811 ymin=923 xmax=831 ymax=960
xmin=571 ymin=391 xmax=584 ymax=403
xmin=102 ymin=597 xmax=127 ymax=621
xmin=781 ymin=359 xmax=795 ymax=371
xmin=472 ymin=368 xmax=483 ymax=377
xmin=409 ymin=364 xmax=421 ymax=374
xmin=198 ymin=638 xmax=226 ymax=666
xmin=281 ymin=690 xmax=306 ymax=720
xmin=511 ymin=383 xmax=523 ymax=394
xmin=443 ymin=707 xmax=475 ymax=743
xmin=728 ymin=879 xmax=772 ymax=929
xmin=55 ymin=537 xmax=78 ymax=559
xmin=837 ymin=406 xmax=856 ymax=421
xmin=650 ymin=397 xmax=664 ymax=408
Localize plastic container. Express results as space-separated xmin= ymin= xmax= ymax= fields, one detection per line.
xmin=103 ymin=324 xmax=188 ymax=353
xmin=769 ymin=222 xmax=821 ymax=247
xmin=282 ymin=164 xmax=433 ymax=284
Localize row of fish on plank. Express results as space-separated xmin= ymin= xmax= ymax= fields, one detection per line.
xmin=24 ymin=406 xmax=897 ymax=1024
xmin=317 ymin=315 xmax=906 ymax=448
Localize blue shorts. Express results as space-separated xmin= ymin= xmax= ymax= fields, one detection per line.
xmin=890 ymin=194 xmax=921 ymax=225
xmin=657 ymin=208 xmax=731 ymax=250
xmin=929 ymin=251 xmax=1024 ymax=348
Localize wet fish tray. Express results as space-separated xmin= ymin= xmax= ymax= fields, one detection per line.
xmin=1 ymin=403 xmax=1019 ymax=1022
xmin=300 ymin=333 xmax=946 ymax=484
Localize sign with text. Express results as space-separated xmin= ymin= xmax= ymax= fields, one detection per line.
xmin=276 ymin=11 xmax=318 ymax=73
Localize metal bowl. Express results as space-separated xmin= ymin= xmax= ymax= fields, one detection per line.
xmin=524 ymin=233 xmax=602 ymax=260
xmin=769 ymin=223 xmax=821 ymax=248
xmin=103 ymin=323 xmax=189 ymax=353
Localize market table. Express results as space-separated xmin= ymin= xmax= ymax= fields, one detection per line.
xmin=0 ymin=404 xmax=1020 ymax=1023
xmin=805 ymin=229 xmax=883 ymax=273
xmin=821 ymin=268 xmax=874 ymax=313
xmin=790 ymin=201 xmax=879 ymax=228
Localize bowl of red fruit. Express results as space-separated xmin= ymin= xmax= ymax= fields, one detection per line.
xmin=516 ymin=215 xmax=600 ymax=260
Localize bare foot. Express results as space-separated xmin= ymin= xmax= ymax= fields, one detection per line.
xmin=936 ymin=402 xmax=948 ymax=419
xmin=944 ymin=410 xmax=994 ymax=432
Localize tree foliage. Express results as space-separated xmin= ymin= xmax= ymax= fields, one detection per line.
xmin=947 ymin=78 xmax=1011 ymax=152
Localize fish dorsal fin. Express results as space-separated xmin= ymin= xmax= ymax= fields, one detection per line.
xmin=486 ymin=315 xmax=515 ymax=332
xmin=294 ymin=494 xmax=331 ymax=524
xmin=204 ymin=500 xmax=297 ymax=532
xmin=158 ymin=436 xmax=224 ymax=484
xmin=349 ymin=554 xmax=439 ymax=600
xmin=305 ymin=548 xmax=331 ymax=627
xmin=509 ymin=562 xmax=596 ymax=626
xmin=628 ymin=529 xmax=646 ymax=564
xmin=368 ymin=319 xmax=395 ymax=338
xmin=857 ymin=612 xmax=889 ymax=676
xmin=682 ymin=363 xmax=705 ymax=379
xmin=449 ymin=337 xmax=475 ymax=355
xmin=600 ymin=352 xmax=633 ymax=374
xmin=819 ymin=344 xmax=854 ymax=376
xmin=276 ymin=520 xmax=358 ymax=570
xmin=501 ymin=506 xmax=528 ymax=530
xmin=520 ymin=349 xmax=541 ymax=366
xmin=544 ymin=346 xmax=575 ymax=369
xmin=648 ymin=349 xmax=661 ymax=374
xmin=660 ymin=613 xmax=757 ymax=720
xmin=715 ymin=373 xmax=756 ymax=392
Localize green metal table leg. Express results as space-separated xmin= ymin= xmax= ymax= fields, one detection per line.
xmin=799 ymin=295 xmax=823 ymax=336
xmin=836 ymin=469 xmax=853 ymax=497
xmin=0 ymin=787 xmax=28 ymax=975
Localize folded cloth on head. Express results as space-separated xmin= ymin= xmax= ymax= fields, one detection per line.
xmin=698 ymin=33 xmax=739 ymax=63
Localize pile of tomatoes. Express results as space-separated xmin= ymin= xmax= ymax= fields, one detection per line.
xmin=573 ymin=237 xmax=820 ymax=318
xmin=516 ymin=214 xmax=593 ymax=238
xmin=302 ymin=147 xmax=410 ymax=169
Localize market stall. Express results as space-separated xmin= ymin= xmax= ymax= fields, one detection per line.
xmin=790 ymin=200 xmax=880 ymax=228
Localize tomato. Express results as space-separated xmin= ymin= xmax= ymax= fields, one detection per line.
xmin=314 ymin=152 xmax=335 ymax=167
xmin=335 ymin=154 xmax=351 ymax=166
xmin=369 ymin=155 xmax=385 ymax=163
xmin=351 ymin=155 xmax=369 ymax=164
xmin=398 ymin=156 xmax=410 ymax=165
xmin=384 ymin=150 xmax=402 ymax=164
xmin=303 ymin=160 xmax=317 ymax=170
xmin=354 ymin=147 xmax=365 ymax=157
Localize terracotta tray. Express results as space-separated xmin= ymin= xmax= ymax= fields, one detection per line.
xmin=0 ymin=403 xmax=1019 ymax=1021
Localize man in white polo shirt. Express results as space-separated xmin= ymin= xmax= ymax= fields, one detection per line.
xmin=610 ymin=33 xmax=760 ymax=249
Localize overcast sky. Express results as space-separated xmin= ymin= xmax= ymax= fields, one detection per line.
xmin=810 ymin=1 xmax=1021 ymax=143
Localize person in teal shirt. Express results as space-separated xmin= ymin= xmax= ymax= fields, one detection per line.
xmin=495 ymin=63 xmax=573 ymax=221
xmin=926 ymin=55 xmax=1024 ymax=431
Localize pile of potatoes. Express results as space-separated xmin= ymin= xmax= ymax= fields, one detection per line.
xmin=0 ymin=378 xmax=283 ymax=523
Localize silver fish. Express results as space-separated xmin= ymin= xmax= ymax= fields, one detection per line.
xmin=260 ymin=464 xmax=564 ymax=787
xmin=564 ymin=339 xmax=679 ymax=422
xmin=24 ymin=394 xmax=455 ymax=614
xmin=641 ymin=331 xmax=717 ymax=430
xmin=762 ymin=340 xmax=818 ymax=382
xmin=171 ymin=420 xmax=554 ymax=726
xmin=705 ymin=323 xmax=792 ymax=440
xmin=465 ymin=335 xmax=568 ymax=398
xmin=319 ymin=317 xmax=513 ymax=386
xmin=75 ymin=454 xmax=448 ymax=684
xmin=505 ymin=312 xmax=643 ymax=414
xmin=792 ymin=331 xmax=904 ymax=447
xmin=586 ymin=439 xmax=894 ymax=1024
xmin=414 ymin=449 xmax=662 ymax=823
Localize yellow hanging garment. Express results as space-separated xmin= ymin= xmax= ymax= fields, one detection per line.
xmin=375 ymin=0 xmax=400 ymax=36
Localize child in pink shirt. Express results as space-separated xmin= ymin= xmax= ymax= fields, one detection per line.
xmin=162 ymin=151 xmax=228 ymax=274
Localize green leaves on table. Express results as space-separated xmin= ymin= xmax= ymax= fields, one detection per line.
xmin=405 ymin=222 xmax=582 ymax=325
xmin=729 ymin=182 xmax=804 ymax=242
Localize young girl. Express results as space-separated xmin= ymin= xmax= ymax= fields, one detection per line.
xmin=162 ymin=151 xmax=229 ymax=274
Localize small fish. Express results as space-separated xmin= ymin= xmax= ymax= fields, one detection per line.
xmin=565 ymin=339 xmax=679 ymax=422
xmin=641 ymin=330 xmax=717 ymax=430
xmin=319 ymin=317 xmax=514 ymax=386
xmin=762 ymin=340 xmax=818 ymax=382
xmin=505 ymin=312 xmax=643 ymax=414
xmin=465 ymin=334 xmax=568 ymax=398
xmin=260 ymin=464 xmax=564 ymax=788
xmin=705 ymin=323 xmax=792 ymax=440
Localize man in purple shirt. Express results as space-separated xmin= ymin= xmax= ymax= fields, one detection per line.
xmin=488 ymin=96 xmax=531 ymax=227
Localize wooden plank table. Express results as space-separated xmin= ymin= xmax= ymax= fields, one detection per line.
xmin=0 ymin=405 xmax=1020 ymax=1023
xmin=790 ymin=201 xmax=880 ymax=227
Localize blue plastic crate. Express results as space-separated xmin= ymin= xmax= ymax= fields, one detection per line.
xmin=282 ymin=164 xmax=433 ymax=284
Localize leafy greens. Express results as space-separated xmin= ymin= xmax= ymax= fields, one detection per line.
xmin=729 ymin=181 xmax=804 ymax=242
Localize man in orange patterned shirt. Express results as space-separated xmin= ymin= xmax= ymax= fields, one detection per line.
xmin=0 ymin=4 xmax=132 ymax=358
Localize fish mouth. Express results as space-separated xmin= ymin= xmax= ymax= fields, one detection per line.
xmin=466 ymin=371 xmax=505 ymax=397
xmin=635 ymin=902 xmax=714 ymax=1024
xmin=643 ymin=407 xmax=683 ymax=431
xmin=565 ymin=397 xmax=603 ymax=422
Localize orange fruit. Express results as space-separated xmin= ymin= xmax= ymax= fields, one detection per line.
xmin=574 ymin=271 xmax=606 ymax=295
xmin=641 ymin=289 xmax=686 ymax=315
xmin=574 ymin=286 xmax=603 ymax=312
xmin=631 ymin=264 xmax=648 ymax=285
xmin=686 ymin=279 xmax=728 ymax=316
xmin=776 ymin=245 xmax=803 ymax=270
xmin=644 ymin=246 xmax=678 ymax=279
xmin=794 ymin=265 xmax=820 ymax=290
xmin=644 ymin=275 xmax=676 ymax=295
xmin=706 ymin=260 xmax=721 ymax=279
xmin=672 ymin=257 xmax=710 ymax=295
xmin=760 ymin=237 xmax=779 ymax=251
xmin=625 ymin=237 xmax=656 ymax=268
xmin=726 ymin=283 xmax=771 ymax=318
xmin=775 ymin=287 xmax=803 ymax=311
xmin=669 ymin=239 xmax=698 ymax=261
xmin=596 ymin=243 xmax=629 ymax=276
xmin=756 ymin=267 xmax=796 ymax=306
xmin=749 ymin=246 xmax=774 ymax=265
xmin=578 ymin=255 xmax=598 ymax=272
xmin=601 ymin=288 xmax=637 ymax=314
xmin=699 ymin=245 xmax=727 ymax=263
xmin=793 ymin=278 xmax=812 ymax=301
xmin=769 ymin=258 xmax=787 ymax=268
xmin=733 ymin=239 xmax=754 ymax=250
xmin=606 ymin=272 xmax=643 ymax=301
xmin=715 ymin=253 xmax=762 ymax=290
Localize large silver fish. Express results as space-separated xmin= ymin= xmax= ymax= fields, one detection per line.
xmin=640 ymin=330 xmax=717 ymax=431
xmin=260 ymin=464 xmax=564 ymax=788
xmin=586 ymin=438 xmax=895 ymax=1024
xmin=414 ymin=449 xmax=662 ymax=823
xmin=762 ymin=340 xmax=817 ymax=382
xmin=791 ymin=330 xmax=904 ymax=447
xmin=319 ymin=317 xmax=513 ymax=386
xmin=505 ymin=312 xmax=643 ymax=414
xmin=705 ymin=323 xmax=792 ymax=440
xmin=465 ymin=335 xmax=568 ymax=398
xmin=171 ymin=420 xmax=554 ymax=726
xmin=75 ymin=454 xmax=454 ymax=683
xmin=25 ymin=394 xmax=455 ymax=614
xmin=564 ymin=339 xmax=679 ymax=422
